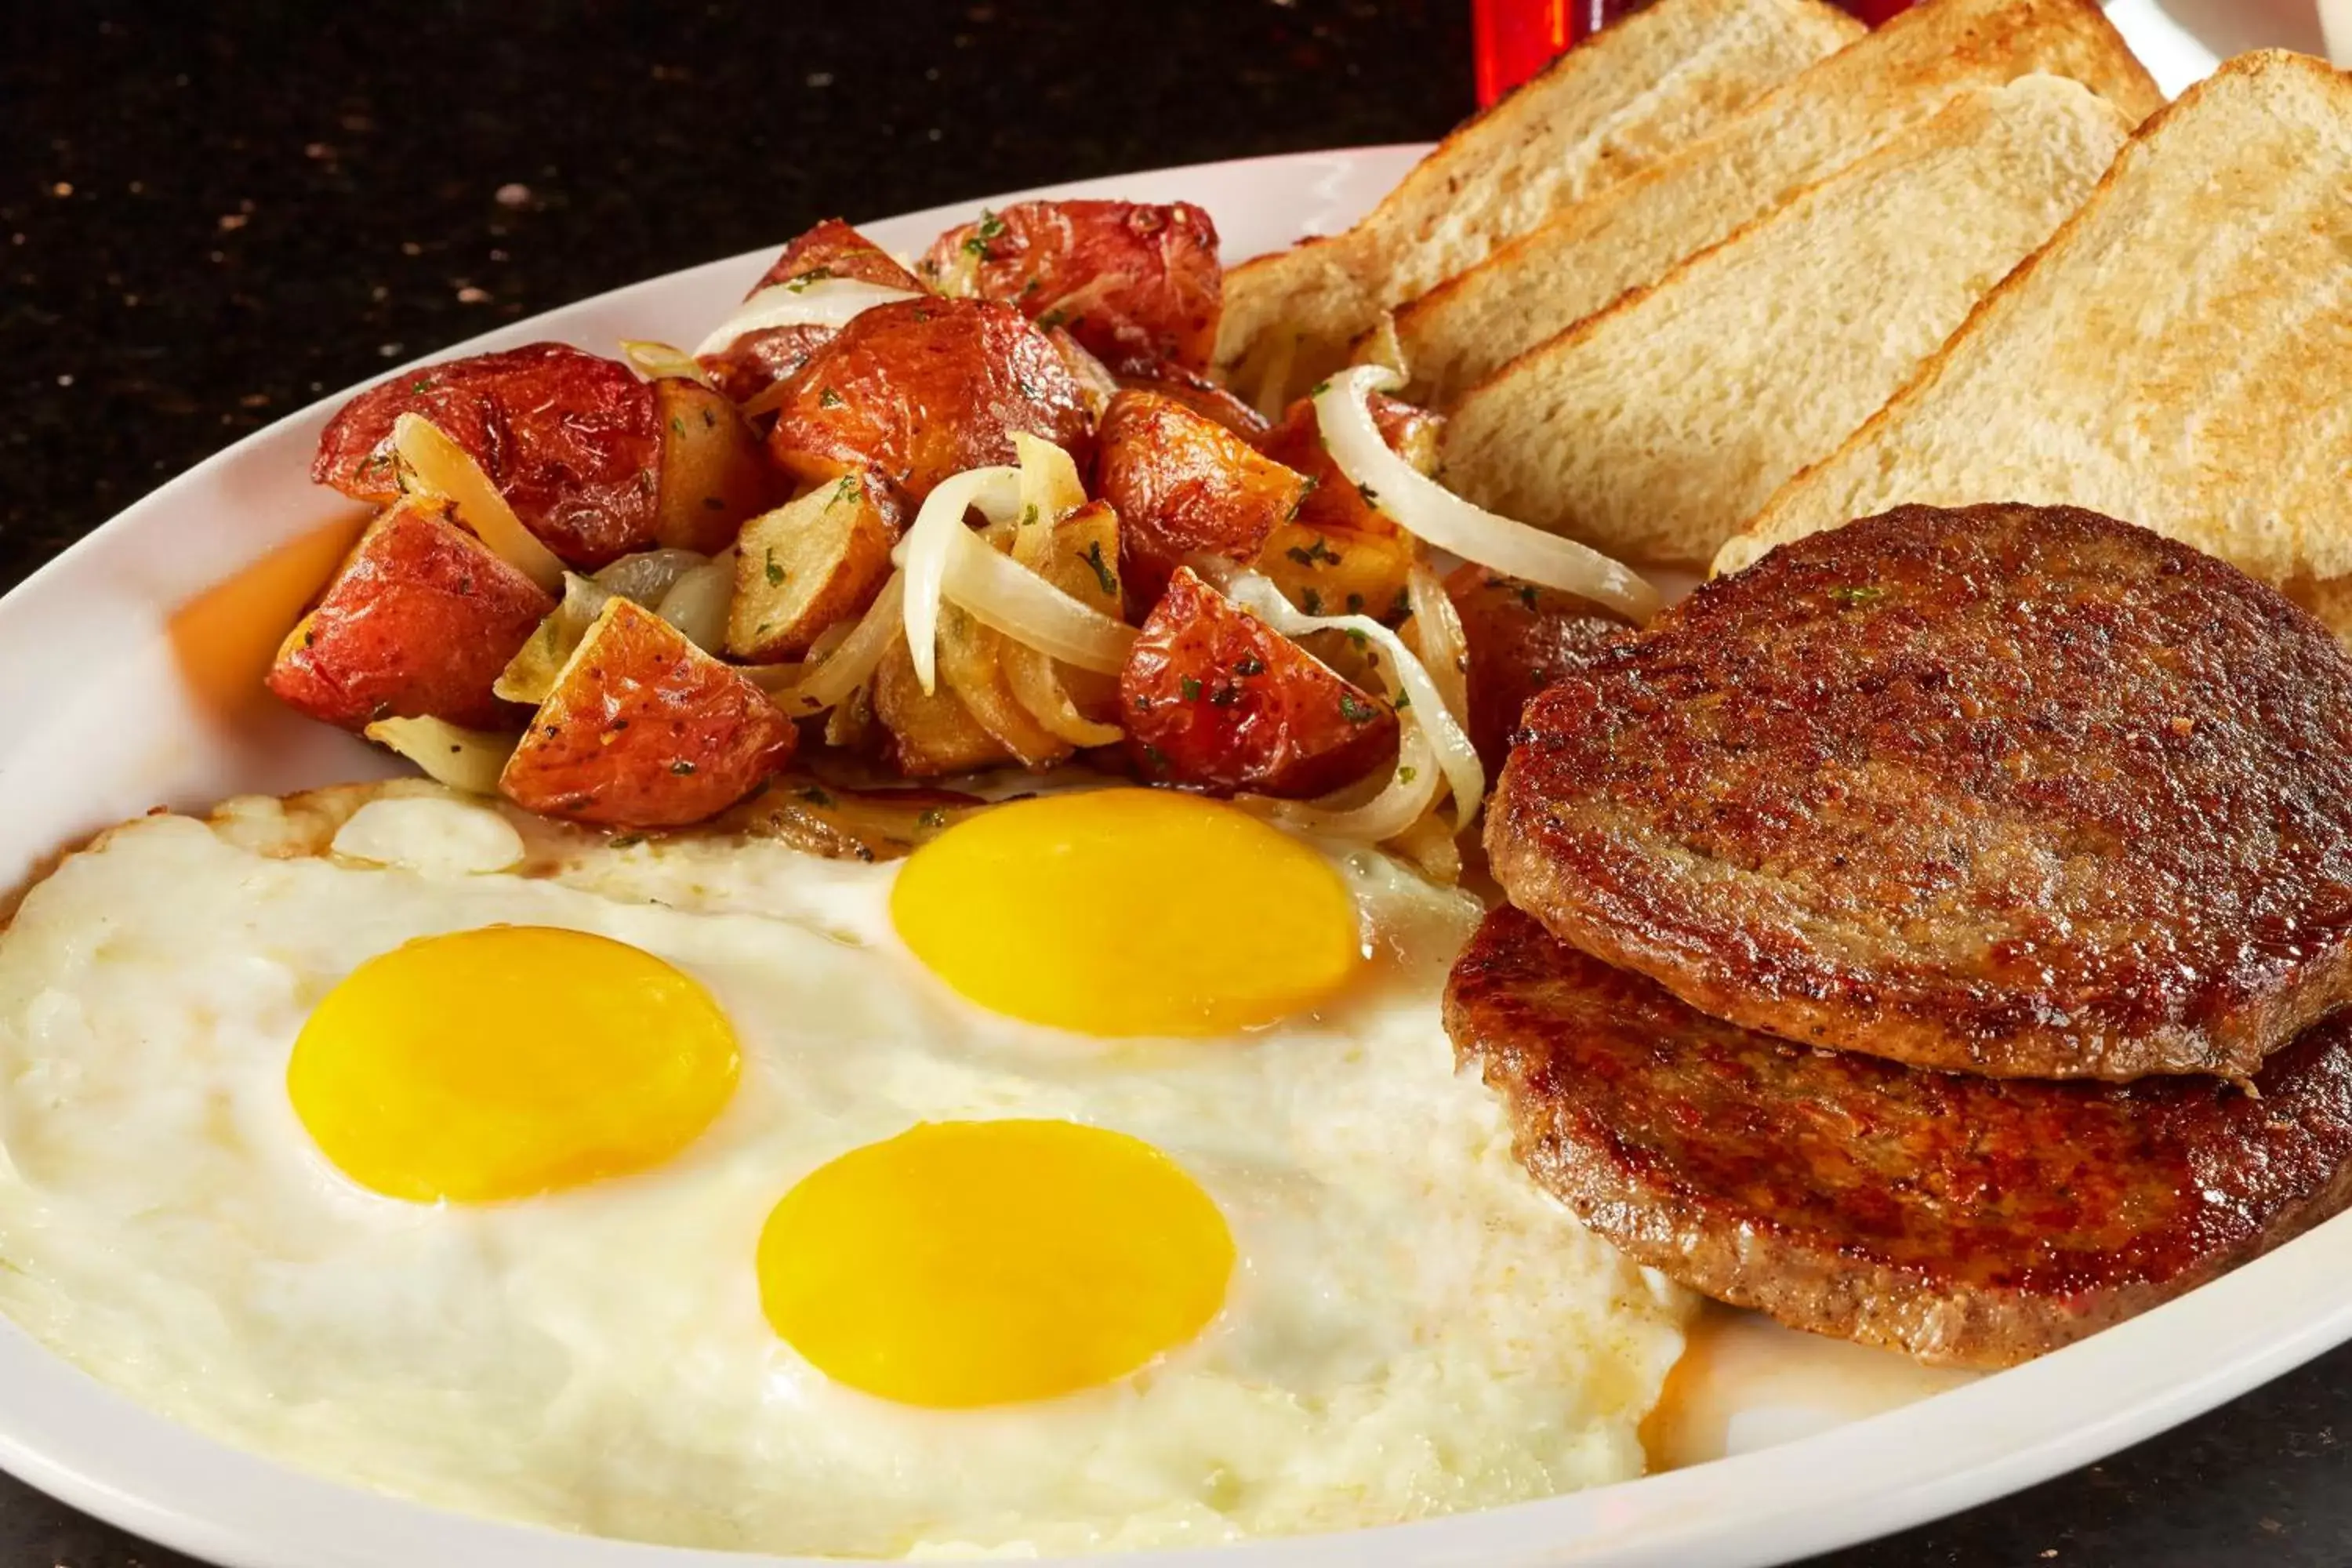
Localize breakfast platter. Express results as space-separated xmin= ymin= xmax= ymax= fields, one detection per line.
xmin=21 ymin=2 xmax=2352 ymax=1566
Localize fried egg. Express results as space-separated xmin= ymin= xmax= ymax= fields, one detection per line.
xmin=0 ymin=783 xmax=1691 ymax=1557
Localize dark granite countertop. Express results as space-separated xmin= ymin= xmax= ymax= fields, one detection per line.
xmin=3 ymin=3 xmax=2350 ymax=1565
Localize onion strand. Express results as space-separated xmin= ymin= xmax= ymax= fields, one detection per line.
xmin=1214 ymin=567 xmax=1486 ymax=837
xmin=1312 ymin=366 xmax=1660 ymax=625
xmin=694 ymin=278 xmax=923 ymax=359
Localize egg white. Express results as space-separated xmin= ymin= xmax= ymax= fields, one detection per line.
xmin=0 ymin=789 xmax=1691 ymax=1558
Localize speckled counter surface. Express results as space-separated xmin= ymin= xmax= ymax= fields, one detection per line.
xmin=2 ymin=3 xmax=2350 ymax=1565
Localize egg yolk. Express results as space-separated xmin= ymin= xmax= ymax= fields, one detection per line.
xmin=288 ymin=926 xmax=739 ymax=1203
xmin=890 ymin=789 xmax=1360 ymax=1036
xmin=758 ymin=1120 xmax=1232 ymax=1407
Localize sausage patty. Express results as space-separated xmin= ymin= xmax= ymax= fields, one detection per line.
xmin=1488 ymin=503 xmax=2352 ymax=1080
xmin=1446 ymin=906 xmax=2352 ymax=1367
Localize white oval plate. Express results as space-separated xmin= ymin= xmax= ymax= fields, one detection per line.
xmin=26 ymin=35 xmax=2350 ymax=1568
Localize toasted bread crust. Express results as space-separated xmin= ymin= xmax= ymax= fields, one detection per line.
xmin=1490 ymin=504 xmax=2352 ymax=1080
xmin=1396 ymin=0 xmax=2160 ymax=405
xmin=1436 ymin=75 xmax=2129 ymax=569
xmin=1446 ymin=906 xmax=2352 ymax=1367
xmin=1719 ymin=51 xmax=2352 ymax=598
xmin=1212 ymin=0 xmax=1859 ymax=394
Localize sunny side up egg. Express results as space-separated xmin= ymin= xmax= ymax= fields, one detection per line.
xmin=0 ymin=785 xmax=1693 ymax=1558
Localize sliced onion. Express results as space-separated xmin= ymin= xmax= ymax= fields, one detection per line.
xmin=1218 ymin=567 xmax=1486 ymax=835
xmin=895 ymin=466 xmax=1022 ymax=694
xmin=654 ymin=548 xmax=735 ymax=651
xmin=1312 ymin=366 xmax=1660 ymax=625
xmin=1004 ymin=644 xmax=1123 ymax=747
xmin=938 ymin=532 xmax=1134 ymax=676
xmin=1013 ymin=432 xmax=1086 ymax=532
xmin=739 ymin=661 xmax=808 ymax=695
xmin=1355 ymin=311 xmax=1409 ymax=382
xmin=494 ymin=572 xmax=612 ymax=704
xmin=593 ymin=547 xmax=708 ymax=606
xmin=775 ymin=571 xmax=906 ymax=717
xmin=618 ymin=339 xmax=712 ymax=387
xmin=1405 ymin=560 xmax=1470 ymax=732
xmin=364 ymin=716 xmax=516 ymax=797
xmin=392 ymin=413 xmax=565 ymax=593
xmin=693 ymin=278 xmax=924 ymax=358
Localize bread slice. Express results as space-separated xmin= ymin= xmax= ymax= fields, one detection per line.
xmin=1437 ymin=74 xmax=2129 ymax=572
xmin=1395 ymin=0 xmax=2161 ymax=406
xmin=1211 ymin=0 xmax=1860 ymax=406
xmin=1717 ymin=50 xmax=2352 ymax=641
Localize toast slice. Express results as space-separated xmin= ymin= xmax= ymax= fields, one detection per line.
xmin=1211 ymin=0 xmax=1860 ymax=407
xmin=1717 ymin=50 xmax=2352 ymax=641
xmin=1436 ymin=74 xmax=2130 ymax=571
xmin=1395 ymin=0 xmax=2161 ymax=406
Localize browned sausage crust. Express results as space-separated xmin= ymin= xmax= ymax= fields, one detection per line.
xmin=1446 ymin=906 xmax=2352 ymax=1367
xmin=1489 ymin=503 xmax=2352 ymax=1080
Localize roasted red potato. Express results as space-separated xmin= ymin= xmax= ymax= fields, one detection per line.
xmin=873 ymin=637 xmax=1017 ymax=777
xmin=267 ymin=496 xmax=555 ymax=731
xmin=766 ymin=298 xmax=1091 ymax=503
xmin=1116 ymin=360 xmax=1269 ymax=442
xmin=1260 ymin=392 xmax=1444 ymax=539
xmin=1120 ymin=567 xmax=1398 ymax=798
xmin=653 ymin=378 xmax=777 ymax=552
xmin=727 ymin=470 xmax=903 ymax=661
xmin=1443 ymin=562 xmax=1632 ymax=775
xmin=313 ymin=343 xmax=662 ymax=568
xmin=1255 ymin=523 xmax=1415 ymax=623
xmin=1095 ymin=389 xmax=1312 ymax=615
xmin=697 ymin=219 xmax=926 ymax=404
xmin=499 ymin=597 xmax=797 ymax=826
xmin=920 ymin=201 xmax=1222 ymax=372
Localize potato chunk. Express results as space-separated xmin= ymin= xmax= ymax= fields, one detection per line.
xmin=873 ymin=637 xmax=1016 ymax=778
xmin=1443 ymin=562 xmax=1631 ymax=773
xmin=767 ymin=298 xmax=1091 ymax=503
xmin=652 ymin=379 xmax=777 ymax=552
xmin=726 ymin=471 xmax=903 ymax=662
xmin=921 ymin=200 xmax=1222 ymax=372
xmin=267 ymin=496 xmax=555 ymax=731
xmin=313 ymin=343 xmax=662 ymax=568
xmin=1254 ymin=522 xmax=1415 ymax=624
xmin=1120 ymin=567 xmax=1397 ymax=798
xmin=1095 ymin=390 xmax=1312 ymax=616
xmin=499 ymin=598 xmax=796 ymax=826
xmin=1259 ymin=391 xmax=1443 ymax=540
xmin=697 ymin=218 xmax=926 ymax=404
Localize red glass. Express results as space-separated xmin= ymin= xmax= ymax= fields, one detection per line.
xmin=1472 ymin=0 xmax=1915 ymax=107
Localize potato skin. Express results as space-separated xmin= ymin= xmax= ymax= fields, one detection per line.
xmin=1117 ymin=360 xmax=1269 ymax=442
xmin=920 ymin=200 xmax=1221 ymax=372
xmin=1096 ymin=389 xmax=1312 ymax=617
xmin=267 ymin=497 xmax=554 ymax=731
xmin=499 ymin=598 xmax=797 ymax=826
xmin=1260 ymin=392 xmax=1444 ymax=539
xmin=1120 ymin=567 xmax=1398 ymax=798
xmin=698 ymin=219 xmax=926 ymax=404
xmin=1443 ymin=562 xmax=1631 ymax=774
xmin=766 ymin=298 xmax=1091 ymax=503
xmin=652 ymin=378 xmax=778 ymax=552
xmin=313 ymin=343 xmax=662 ymax=568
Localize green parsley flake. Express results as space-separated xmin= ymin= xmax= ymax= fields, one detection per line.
xmin=764 ymin=548 xmax=785 ymax=586
xmin=1081 ymin=539 xmax=1117 ymax=597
